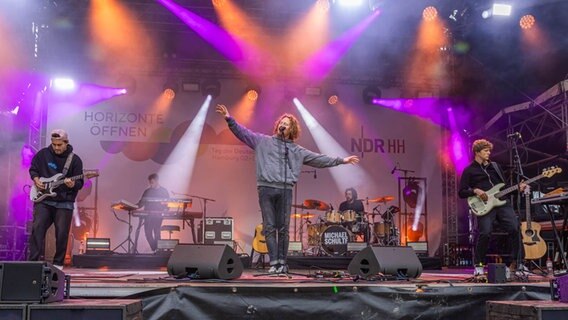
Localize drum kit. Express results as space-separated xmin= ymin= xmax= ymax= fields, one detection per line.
xmin=292 ymin=196 xmax=400 ymax=256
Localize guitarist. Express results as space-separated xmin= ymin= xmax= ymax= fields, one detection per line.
xmin=458 ymin=139 xmax=526 ymax=277
xmin=28 ymin=129 xmax=84 ymax=270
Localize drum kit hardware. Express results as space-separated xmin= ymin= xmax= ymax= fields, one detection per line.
xmin=293 ymin=196 xmax=401 ymax=256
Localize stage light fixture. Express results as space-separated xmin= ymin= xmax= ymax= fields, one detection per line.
xmin=316 ymin=0 xmax=331 ymax=12
xmin=163 ymin=79 xmax=178 ymax=100
xmin=116 ymin=74 xmax=137 ymax=95
xmin=422 ymin=6 xmax=438 ymax=21
xmin=403 ymin=180 xmax=420 ymax=209
xmin=245 ymin=85 xmax=261 ymax=101
xmin=201 ymin=79 xmax=221 ymax=98
xmin=519 ymin=14 xmax=535 ymax=29
xmin=492 ymin=3 xmax=512 ymax=16
xmin=305 ymin=87 xmax=322 ymax=96
xmin=182 ymin=81 xmax=200 ymax=92
xmin=362 ymin=85 xmax=381 ymax=105
xmin=336 ymin=0 xmax=364 ymax=7
xmin=368 ymin=0 xmax=385 ymax=12
xmin=328 ymin=94 xmax=339 ymax=105
xmin=52 ymin=78 xmax=76 ymax=92
xmin=211 ymin=0 xmax=226 ymax=8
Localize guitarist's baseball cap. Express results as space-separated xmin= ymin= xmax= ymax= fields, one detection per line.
xmin=50 ymin=129 xmax=69 ymax=142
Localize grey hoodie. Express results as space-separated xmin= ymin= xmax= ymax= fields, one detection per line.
xmin=226 ymin=117 xmax=344 ymax=189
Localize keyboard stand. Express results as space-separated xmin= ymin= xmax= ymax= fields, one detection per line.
xmin=545 ymin=203 xmax=568 ymax=273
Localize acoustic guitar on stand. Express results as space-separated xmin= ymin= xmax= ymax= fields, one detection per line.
xmin=252 ymin=224 xmax=268 ymax=254
xmin=521 ymin=185 xmax=546 ymax=260
xmin=468 ymin=166 xmax=562 ymax=217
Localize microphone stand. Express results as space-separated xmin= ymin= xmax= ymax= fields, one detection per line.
xmin=174 ymin=192 xmax=215 ymax=244
xmin=509 ymin=135 xmax=525 ymax=273
xmin=281 ymin=131 xmax=292 ymax=258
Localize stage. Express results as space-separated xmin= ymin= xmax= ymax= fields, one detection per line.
xmin=63 ymin=263 xmax=556 ymax=320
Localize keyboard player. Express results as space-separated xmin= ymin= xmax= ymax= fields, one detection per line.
xmin=136 ymin=173 xmax=169 ymax=252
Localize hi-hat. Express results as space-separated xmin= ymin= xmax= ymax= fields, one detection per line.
xmin=303 ymin=199 xmax=330 ymax=211
xmin=368 ymin=196 xmax=395 ymax=203
xmin=291 ymin=213 xmax=316 ymax=219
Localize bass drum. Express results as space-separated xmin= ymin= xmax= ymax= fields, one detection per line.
xmin=320 ymin=225 xmax=352 ymax=256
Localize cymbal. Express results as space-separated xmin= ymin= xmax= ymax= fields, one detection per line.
xmin=291 ymin=213 xmax=316 ymax=219
xmin=291 ymin=204 xmax=311 ymax=210
xmin=303 ymin=199 xmax=330 ymax=211
xmin=368 ymin=196 xmax=395 ymax=203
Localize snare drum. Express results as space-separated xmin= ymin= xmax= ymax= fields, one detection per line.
xmin=320 ymin=225 xmax=352 ymax=256
xmin=374 ymin=222 xmax=392 ymax=238
xmin=342 ymin=210 xmax=357 ymax=222
xmin=325 ymin=210 xmax=342 ymax=224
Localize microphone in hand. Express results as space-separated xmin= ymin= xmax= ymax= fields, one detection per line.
xmin=507 ymin=132 xmax=522 ymax=139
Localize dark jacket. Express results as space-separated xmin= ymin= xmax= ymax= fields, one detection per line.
xmin=458 ymin=161 xmax=506 ymax=199
xmin=29 ymin=144 xmax=84 ymax=202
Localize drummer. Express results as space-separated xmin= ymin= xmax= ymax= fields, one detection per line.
xmin=338 ymin=188 xmax=368 ymax=241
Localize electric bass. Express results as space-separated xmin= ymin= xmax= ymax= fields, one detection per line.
xmin=252 ymin=224 xmax=268 ymax=254
xmin=521 ymin=185 xmax=546 ymax=260
xmin=468 ymin=166 xmax=562 ymax=217
xmin=30 ymin=171 xmax=99 ymax=203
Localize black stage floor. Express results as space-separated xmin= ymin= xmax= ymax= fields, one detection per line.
xmin=65 ymin=254 xmax=556 ymax=320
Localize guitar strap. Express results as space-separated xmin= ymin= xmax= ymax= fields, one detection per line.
xmin=490 ymin=162 xmax=506 ymax=183
xmin=62 ymin=152 xmax=74 ymax=177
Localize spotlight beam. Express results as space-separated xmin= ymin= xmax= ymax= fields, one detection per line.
xmin=159 ymin=95 xmax=212 ymax=193
xmin=157 ymin=0 xmax=264 ymax=77
xmin=299 ymin=10 xmax=380 ymax=82
xmin=293 ymin=98 xmax=374 ymax=192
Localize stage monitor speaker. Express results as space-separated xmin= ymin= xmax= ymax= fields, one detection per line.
xmin=348 ymin=246 xmax=423 ymax=279
xmin=167 ymin=244 xmax=243 ymax=280
xmin=0 ymin=261 xmax=65 ymax=303
xmin=487 ymin=263 xmax=506 ymax=283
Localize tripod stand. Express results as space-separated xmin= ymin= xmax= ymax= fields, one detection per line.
xmin=112 ymin=209 xmax=136 ymax=254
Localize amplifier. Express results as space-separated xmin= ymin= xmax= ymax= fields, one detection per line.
xmin=204 ymin=217 xmax=233 ymax=245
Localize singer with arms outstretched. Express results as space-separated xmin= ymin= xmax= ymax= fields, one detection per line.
xmin=216 ymin=104 xmax=359 ymax=274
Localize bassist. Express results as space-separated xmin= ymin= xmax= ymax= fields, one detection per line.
xmin=458 ymin=139 xmax=526 ymax=277
xmin=28 ymin=129 xmax=84 ymax=270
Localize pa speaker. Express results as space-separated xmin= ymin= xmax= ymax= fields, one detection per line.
xmin=0 ymin=261 xmax=65 ymax=303
xmin=348 ymin=246 xmax=423 ymax=279
xmin=167 ymin=244 xmax=243 ymax=280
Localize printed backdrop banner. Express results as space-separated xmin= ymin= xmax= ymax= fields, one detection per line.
xmin=45 ymin=76 xmax=444 ymax=255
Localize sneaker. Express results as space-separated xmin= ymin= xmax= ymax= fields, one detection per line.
xmin=268 ymin=265 xmax=279 ymax=274
xmin=474 ymin=265 xmax=484 ymax=276
xmin=276 ymin=264 xmax=289 ymax=274
xmin=53 ymin=264 xmax=64 ymax=271
xmin=505 ymin=266 xmax=511 ymax=280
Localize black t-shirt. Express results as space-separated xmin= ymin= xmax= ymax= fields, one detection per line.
xmin=458 ymin=161 xmax=505 ymax=198
xmin=138 ymin=186 xmax=170 ymax=211
xmin=339 ymin=199 xmax=364 ymax=216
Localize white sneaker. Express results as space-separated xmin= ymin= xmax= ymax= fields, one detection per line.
xmin=505 ymin=267 xmax=511 ymax=280
xmin=268 ymin=265 xmax=279 ymax=274
xmin=53 ymin=264 xmax=64 ymax=271
xmin=474 ymin=266 xmax=484 ymax=276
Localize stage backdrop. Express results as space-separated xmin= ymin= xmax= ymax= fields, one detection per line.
xmin=44 ymin=76 xmax=445 ymax=256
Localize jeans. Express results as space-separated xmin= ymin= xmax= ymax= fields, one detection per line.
xmin=144 ymin=217 xmax=163 ymax=251
xmin=475 ymin=203 xmax=521 ymax=266
xmin=258 ymin=186 xmax=292 ymax=265
xmin=28 ymin=202 xmax=73 ymax=266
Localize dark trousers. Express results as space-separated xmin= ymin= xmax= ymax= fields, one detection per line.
xmin=475 ymin=203 xmax=521 ymax=266
xmin=28 ymin=202 xmax=73 ymax=266
xmin=258 ymin=186 xmax=292 ymax=266
xmin=144 ymin=217 xmax=163 ymax=251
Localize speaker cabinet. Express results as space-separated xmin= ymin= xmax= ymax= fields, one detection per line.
xmin=0 ymin=304 xmax=26 ymax=320
xmin=0 ymin=262 xmax=65 ymax=303
xmin=348 ymin=246 xmax=423 ymax=279
xmin=167 ymin=244 xmax=243 ymax=280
